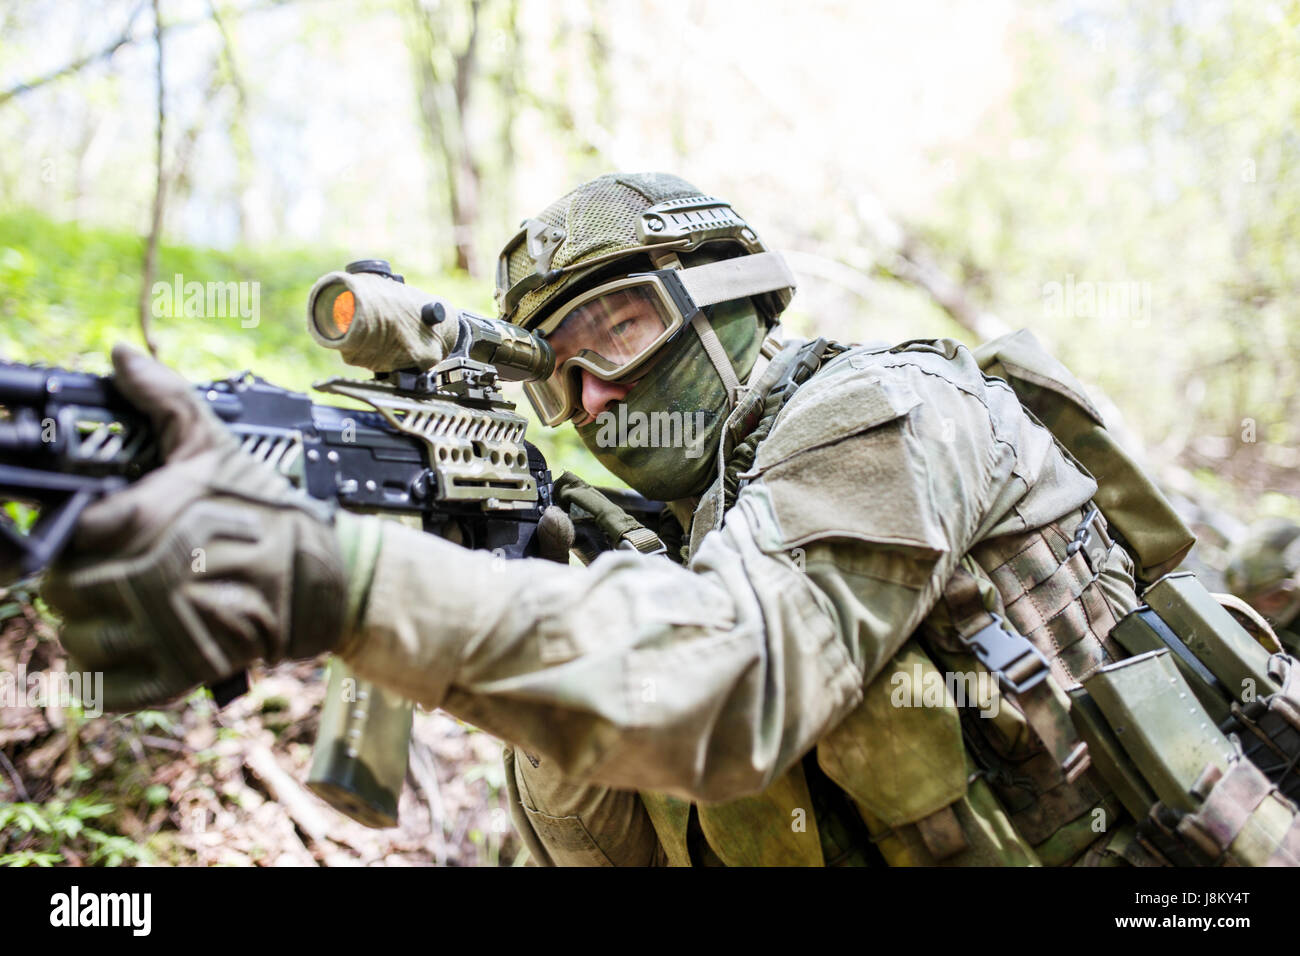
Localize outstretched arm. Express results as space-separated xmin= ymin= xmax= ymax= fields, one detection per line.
xmin=341 ymin=352 xmax=1027 ymax=802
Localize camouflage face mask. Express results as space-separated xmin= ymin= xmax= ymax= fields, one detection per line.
xmin=575 ymin=298 xmax=764 ymax=502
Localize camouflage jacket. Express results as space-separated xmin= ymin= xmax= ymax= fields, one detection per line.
xmin=340 ymin=337 xmax=1147 ymax=865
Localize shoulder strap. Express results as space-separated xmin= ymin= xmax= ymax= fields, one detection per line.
xmin=684 ymin=337 xmax=847 ymax=559
xmin=719 ymin=337 xmax=845 ymax=518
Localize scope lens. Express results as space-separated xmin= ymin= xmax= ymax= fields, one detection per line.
xmin=312 ymin=284 xmax=356 ymax=340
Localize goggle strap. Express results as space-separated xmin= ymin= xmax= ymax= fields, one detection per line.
xmin=677 ymin=251 xmax=796 ymax=308
xmin=524 ymin=251 xmax=793 ymax=422
xmin=690 ymin=312 xmax=742 ymax=408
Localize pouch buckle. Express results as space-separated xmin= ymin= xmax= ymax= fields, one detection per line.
xmin=1067 ymin=505 xmax=1107 ymax=572
xmin=965 ymin=613 xmax=1051 ymax=696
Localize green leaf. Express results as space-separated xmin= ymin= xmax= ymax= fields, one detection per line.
xmin=132 ymin=710 xmax=177 ymax=734
xmin=15 ymin=804 xmax=52 ymax=833
xmin=67 ymin=799 xmax=113 ymax=819
xmin=0 ymin=851 xmax=64 ymax=867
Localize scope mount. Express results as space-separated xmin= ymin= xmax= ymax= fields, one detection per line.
xmin=367 ymin=354 xmax=512 ymax=410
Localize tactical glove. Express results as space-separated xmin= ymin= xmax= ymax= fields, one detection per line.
xmin=41 ymin=344 xmax=369 ymax=711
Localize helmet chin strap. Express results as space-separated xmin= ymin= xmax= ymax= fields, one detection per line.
xmin=652 ymin=247 xmax=792 ymax=409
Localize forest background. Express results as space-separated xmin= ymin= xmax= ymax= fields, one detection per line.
xmin=1 ymin=0 xmax=1297 ymax=866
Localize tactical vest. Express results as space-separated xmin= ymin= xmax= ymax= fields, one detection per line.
xmin=635 ymin=333 xmax=1300 ymax=866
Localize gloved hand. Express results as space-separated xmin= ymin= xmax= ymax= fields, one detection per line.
xmin=41 ymin=344 xmax=364 ymax=711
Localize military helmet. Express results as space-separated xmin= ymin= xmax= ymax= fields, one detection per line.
xmin=1226 ymin=519 xmax=1300 ymax=593
xmin=495 ymin=172 xmax=797 ymax=429
xmin=1225 ymin=517 xmax=1300 ymax=627
xmin=494 ymin=172 xmax=794 ymax=332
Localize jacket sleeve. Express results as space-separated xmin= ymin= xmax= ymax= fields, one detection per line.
xmin=338 ymin=349 xmax=1069 ymax=803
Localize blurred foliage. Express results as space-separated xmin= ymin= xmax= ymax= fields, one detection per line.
xmin=5 ymin=0 xmax=1293 ymax=504
xmin=2 ymin=0 xmax=1299 ymax=869
xmin=0 ymin=207 xmax=601 ymax=480
xmin=0 ymin=583 xmax=191 ymax=867
xmin=924 ymin=1 xmax=1300 ymax=516
xmin=0 ymin=799 xmax=149 ymax=867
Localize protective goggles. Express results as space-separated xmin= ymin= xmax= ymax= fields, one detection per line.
xmin=1247 ymin=580 xmax=1300 ymax=629
xmin=523 ymin=251 xmax=796 ymax=425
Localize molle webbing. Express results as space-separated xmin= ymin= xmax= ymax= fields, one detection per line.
xmin=972 ymin=328 xmax=1196 ymax=582
xmin=929 ymin=508 xmax=1138 ymax=853
xmin=969 ymin=507 xmax=1125 ymax=686
xmin=941 ymin=561 xmax=1091 ymax=787
xmin=1177 ymin=755 xmax=1300 ymax=865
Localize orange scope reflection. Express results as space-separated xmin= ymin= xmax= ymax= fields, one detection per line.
xmin=332 ymin=289 xmax=356 ymax=335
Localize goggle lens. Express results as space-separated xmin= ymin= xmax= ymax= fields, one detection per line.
xmin=547 ymin=287 xmax=673 ymax=368
xmin=526 ymin=282 xmax=680 ymax=424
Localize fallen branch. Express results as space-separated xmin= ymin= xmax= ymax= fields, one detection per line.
xmin=0 ymin=747 xmax=29 ymax=802
xmin=242 ymin=741 xmax=334 ymax=850
xmin=406 ymin=737 xmax=448 ymax=866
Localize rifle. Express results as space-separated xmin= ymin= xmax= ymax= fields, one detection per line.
xmin=0 ymin=259 xmax=665 ymax=828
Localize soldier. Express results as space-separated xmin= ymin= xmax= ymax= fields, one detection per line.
xmin=1225 ymin=518 xmax=1300 ymax=656
xmin=38 ymin=173 xmax=1294 ymax=866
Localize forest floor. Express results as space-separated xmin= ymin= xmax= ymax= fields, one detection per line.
xmin=0 ymin=586 xmax=523 ymax=867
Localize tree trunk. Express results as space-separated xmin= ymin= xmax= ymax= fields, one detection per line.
xmin=407 ymin=0 xmax=484 ymax=276
xmin=138 ymin=0 xmax=165 ymax=359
